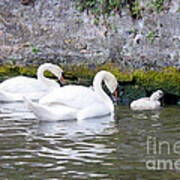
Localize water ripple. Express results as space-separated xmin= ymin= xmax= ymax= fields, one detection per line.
xmin=0 ymin=103 xmax=180 ymax=179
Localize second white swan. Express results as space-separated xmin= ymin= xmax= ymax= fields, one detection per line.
xmin=24 ymin=70 xmax=118 ymax=121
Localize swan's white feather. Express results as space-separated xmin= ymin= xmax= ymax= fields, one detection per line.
xmin=40 ymin=85 xmax=104 ymax=109
xmin=0 ymin=63 xmax=62 ymax=102
xmin=0 ymin=76 xmax=48 ymax=93
xmin=130 ymin=90 xmax=163 ymax=111
xmin=130 ymin=98 xmax=160 ymax=110
xmin=23 ymin=96 xmax=77 ymax=121
xmin=24 ymin=71 xmax=117 ymax=121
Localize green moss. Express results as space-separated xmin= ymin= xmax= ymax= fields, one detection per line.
xmin=66 ymin=64 xmax=180 ymax=97
xmin=0 ymin=64 xmax=60 ymax=80
xmin=62 ymin=63 xmax=134 ymax=83
xmin=0 ymin=64 xmax=179 ymax=98
xmin=133 ymin=67 xmax=180 ymax=96
xmin=96 ymin=63 xmax=133 ymax=82
xmin=64 ymin=63 xmax=95 ymax=80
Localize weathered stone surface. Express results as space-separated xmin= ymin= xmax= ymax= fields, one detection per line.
xmin=0 ymin=0 xmax=179 ymax=69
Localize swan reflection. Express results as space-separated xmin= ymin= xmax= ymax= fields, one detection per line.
xmin=36 ymin=114 xmax=115 ymax=137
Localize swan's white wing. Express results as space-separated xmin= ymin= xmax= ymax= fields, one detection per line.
xmin=0 ymin=90 xmax=22 ymax=101
xmin=77 ymin=102 xmax=111 ymax=120
xmin=24 ymin=96 xmax=77 ymax=121
xmin=0 ymin=76 xmax=48 ymax=93
xmin=130 ymin=97 xmax=161 ymax=110
xmin=40 ymin=85 xmax=103 ymax=109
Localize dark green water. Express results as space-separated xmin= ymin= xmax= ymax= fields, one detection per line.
xmin=0 ymin=103 xmax=180 ymax=180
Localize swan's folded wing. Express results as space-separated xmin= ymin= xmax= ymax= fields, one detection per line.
xmin=40 ymin=85 xmax=103 ymax=109
xmin=23 ymin=96 xmax=77 ymax=121
xmin=0 ymin=90 xmax=23 ymax=101
xmin=0 ymin=76 xmax=47 ymax=93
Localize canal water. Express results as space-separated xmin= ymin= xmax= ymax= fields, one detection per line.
xmin=0 ymin=102 xmax=180 ymax=180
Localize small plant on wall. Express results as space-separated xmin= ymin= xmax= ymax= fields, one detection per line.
xmin=74 ymin=0 xmax=142 ymax=33
xmin=75 ymin=0 xmax=139 ymax=19
xmin=151 ymin=0 xmax=164 ymax=12
xmin=30 ymin=43 xmax=40 ymax=54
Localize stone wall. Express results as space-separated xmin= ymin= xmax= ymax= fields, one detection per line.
xmin=0 ymin=0 xmax=179 ymax=69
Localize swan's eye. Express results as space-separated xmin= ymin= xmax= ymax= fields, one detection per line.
xmin=158 ymin=92 xmax=163 ymax=96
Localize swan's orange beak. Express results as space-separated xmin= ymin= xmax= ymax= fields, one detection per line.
xmin=60 ymin=76 xmax=65 ymax=83
xmin=114 ymin=89 xmax=118 ymax=102
xmin=59 ymin=72 xmax=66 ymax=86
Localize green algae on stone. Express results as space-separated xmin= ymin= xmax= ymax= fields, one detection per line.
xmin=133 ymin=67 xmax=180 ymax=96
xmin=64 ymin=63 xmax=180 ymax=98
xmin=66 ymin=63 xmax=95 ymax=79
xmin=0 ymin=64 xmax=62 ymax=79
xmin=0 ymin=64 xmax=179 ymax=98
xmin=62 ymin=63 xmax=134 ymax=83
xmin=0 ymin=65 xmax=37 ymax=77
xmin=97 ymin=63 xmax=134 ymax=82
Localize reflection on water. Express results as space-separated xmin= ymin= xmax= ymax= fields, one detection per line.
xmin=0 ymin=102 xmax=180 ymax=180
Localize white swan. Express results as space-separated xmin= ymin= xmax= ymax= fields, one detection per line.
xmin=0 ymin=63 xmax=64 ymax=102
xmin=130 ymin=90 xmax=163 ymax=111
xmin=24 ymin=71 xmax=118 ymax=121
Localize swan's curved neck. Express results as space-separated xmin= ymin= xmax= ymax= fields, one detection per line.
xmin=37 ymin=64 xmax=58 ymax=88
xmin=93 ymin=73 xmax=114 ymax=112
